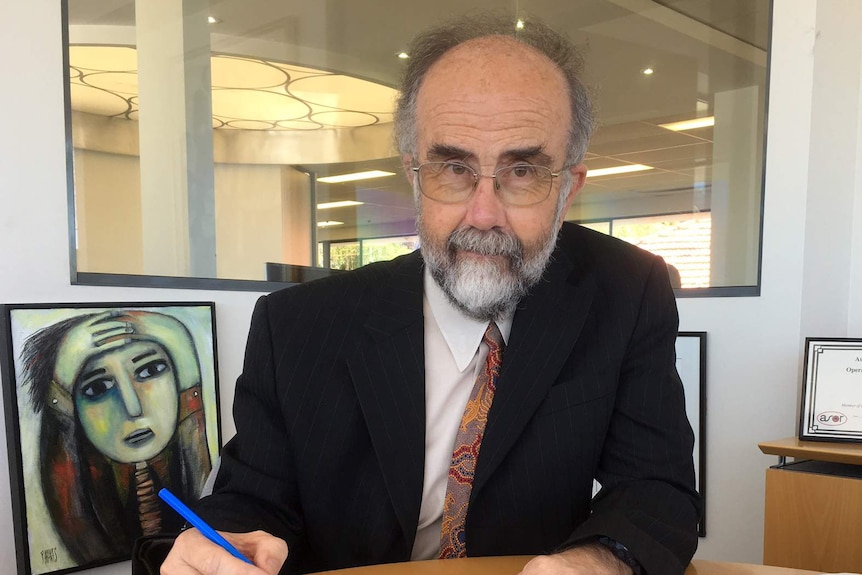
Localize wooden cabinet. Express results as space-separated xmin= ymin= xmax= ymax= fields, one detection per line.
xmin=759 ymin=437 xmax=862 ymax=572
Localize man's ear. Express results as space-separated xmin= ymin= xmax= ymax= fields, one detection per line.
xmin=561 ymin=163 xmax=588 ymax=217
xmin=402 ymin=155 xmax=415 ymax=184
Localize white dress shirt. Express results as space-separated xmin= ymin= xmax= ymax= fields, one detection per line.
xmin=410 ymin=269 xmax=513 ymax=560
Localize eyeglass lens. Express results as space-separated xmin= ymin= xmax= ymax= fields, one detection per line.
xmin=417 ymin=162 xmax=554 ymax=206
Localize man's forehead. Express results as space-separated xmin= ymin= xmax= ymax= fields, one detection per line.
xmin=417 ymin=36 xmax=568 ymax=109
xmin=436 ymin=35 xmax=546 ymax=65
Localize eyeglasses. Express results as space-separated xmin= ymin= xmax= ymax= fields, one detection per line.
xmin=412 ymin=161 xmax=563 ymax=206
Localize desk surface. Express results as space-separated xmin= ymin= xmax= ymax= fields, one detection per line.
xmin=759 ymin=436 xmax=862 ymax=465
xmin=313 ymin=557 xmax=819 ymax=575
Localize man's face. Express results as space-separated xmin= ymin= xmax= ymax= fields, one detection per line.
xmin=408 ymin=36 xmax=587 ymax=320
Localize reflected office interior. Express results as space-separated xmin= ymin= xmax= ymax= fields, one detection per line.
xmin=66 ymin=0 xmax=769 ymax=293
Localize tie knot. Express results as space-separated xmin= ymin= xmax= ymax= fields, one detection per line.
xmin=483 ymin=322 xmax=504 ymax=352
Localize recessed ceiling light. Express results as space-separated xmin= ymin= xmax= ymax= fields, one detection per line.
xmin=642 ymin=68 xmax=655 ymax=76
xmin=207 ymin=16 xmax=220 ymax=24
xmin=317 ymin=170 xmax=396 ymax=184
xmin=587 ymin=164 xmax=654 ymax=178
xmin=397 ymin=52 xmax=410 ymax=60
xmin=317 ymin=220 xmax=344 ymax=228
xmin=317 ymin=200 xmax=364 ymax=210
xmin=515 ymin=19 xmax=525 ymax=30
xmin=659 ymin=116 xmax=715 ymax=131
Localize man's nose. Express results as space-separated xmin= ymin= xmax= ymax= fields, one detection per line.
xmin=463 ymin=175 xmax=506 ymax=230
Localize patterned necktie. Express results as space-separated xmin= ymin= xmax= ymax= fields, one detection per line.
xmin=439 ymin=321 xmax=505 ymax=559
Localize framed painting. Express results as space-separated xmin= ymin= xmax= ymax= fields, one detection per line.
xmin=676 ymin=331 xmax=707 ymax=537
xmin=0 ymin=302 xmax=222 ymax=575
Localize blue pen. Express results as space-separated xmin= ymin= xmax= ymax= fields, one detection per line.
xmin=158 ymin=488 xmax=253 ymax=564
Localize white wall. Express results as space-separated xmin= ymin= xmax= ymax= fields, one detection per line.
xmin=0 ymin=1 xmax=860 ymax=573
xmin=0 ymin=3 xmax=261 ymax=574
xmin=685 ymin=0 xmax=862 ymax=562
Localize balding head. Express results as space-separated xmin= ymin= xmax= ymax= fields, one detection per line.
xmin=394 ymin=15 xmax=594 ymax=166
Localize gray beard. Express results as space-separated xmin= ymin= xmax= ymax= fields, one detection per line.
xmin=419 ymin=223 xmax=560 ymax=322
xmin=414 ymin=170 xmax=572 ymax=322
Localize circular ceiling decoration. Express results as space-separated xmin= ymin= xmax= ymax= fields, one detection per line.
xmin=68 ymin=46 xmax=399 ymax=131
xmin=289 ymin=74 xmax=397 ymax=113
xmin=69 ymin=82 xmax=130 ymax=116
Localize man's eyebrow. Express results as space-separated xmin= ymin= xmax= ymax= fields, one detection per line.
xmin=426 ymin=144 xmax=472 ymax=162
xmin=425 ymin=144 xmax=555 ymax=166
xmin=500 ymin=146 xmax=553 ymax=166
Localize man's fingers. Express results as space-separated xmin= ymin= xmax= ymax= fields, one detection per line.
xmin=232 ymin=531 xmax=288 ymax=575
xmin=161 ymin=530 xmax=249 ymax=575
xmin=161 ymin=529 xmax=287 ymax=575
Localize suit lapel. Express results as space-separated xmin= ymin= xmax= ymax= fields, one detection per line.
xmin=346 ymin=252 xmax=426 ymax=551
xmin=472 ymin=246 xmax=597 ymax=497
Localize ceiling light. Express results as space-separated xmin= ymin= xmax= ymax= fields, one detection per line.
xmin=317 ymin=200 xmax=364 ymax=210
xmin=587 ymin=164 xmax=654 ymax=178
xmin=317 ymin=220 xmax=344 ymax=228
xmin=642 ymin=68 xmax=654 ymax=76
xmin=397 ymin=52 xmax=410 ymax=60
xmin=317 ymin=170 xmax=396 ymax=184
xmin=207 ymin=16 xmax=220 ymax=24
xmin=659 ymin=116 xmax=715 ymax=131
xmin=515 ymin=19 xmax=525 ymax=30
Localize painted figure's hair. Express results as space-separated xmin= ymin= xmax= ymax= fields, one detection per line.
xmin=20 ymin=314 xmax=95 ymax=414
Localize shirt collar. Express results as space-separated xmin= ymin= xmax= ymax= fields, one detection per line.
xmin=424 ymin=267 xmax=513 ymax=372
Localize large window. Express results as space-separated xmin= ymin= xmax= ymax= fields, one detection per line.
xmin=579 ymin=212 xmax=711 ymax=288
xmin=66 ymin=0 xmax=769 ymax=294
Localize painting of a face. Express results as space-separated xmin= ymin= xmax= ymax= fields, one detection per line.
xmin=74 ymin=341 xmax=179 ymax=463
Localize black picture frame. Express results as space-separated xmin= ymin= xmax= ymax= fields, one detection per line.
xmin=799 ymin=337 xmax=862 ymax=443
xmin=0 ymin=302 xmax=222 ymax=575
xmin=676 ymin=331 xmax=707 ymax=537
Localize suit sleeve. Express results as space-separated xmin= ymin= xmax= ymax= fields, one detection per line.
xmin=564 ymin=257 xmax=702 ymax=574
xmin=193 ymin=295 xmax=308 ymax=566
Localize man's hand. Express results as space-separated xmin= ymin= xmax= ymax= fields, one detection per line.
xmin=519 ymin=543 xmax=633 ymax=575
xmin=161 ymin=528 xmax=288 ymax=575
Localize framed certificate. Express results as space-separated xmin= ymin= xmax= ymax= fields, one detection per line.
xmin=800 ymin=338 xmax=862 ymax=442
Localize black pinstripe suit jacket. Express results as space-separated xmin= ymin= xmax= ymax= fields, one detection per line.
xmin=196 ymin=222 xmax=701 ymax=575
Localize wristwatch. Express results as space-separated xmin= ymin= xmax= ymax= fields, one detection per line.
xmin=597 ymin=536 xmax=643 ymax=574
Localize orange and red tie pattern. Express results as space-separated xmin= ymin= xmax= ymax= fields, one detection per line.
xmin=439 ymin=322 xmax=505 ymax=558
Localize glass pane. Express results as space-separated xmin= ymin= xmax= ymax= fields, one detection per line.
xmin=328 ymin=241 xmax=361 ymax=271
xmin=67 ymin=0 xmax=768 ymax=291
xmin=612 ymin=213 xmax=712 ymax=288
xmin=362 ymin=235 xmax=421 ymax=266
xmin=579 ymin=221 xmax=611 ymax=235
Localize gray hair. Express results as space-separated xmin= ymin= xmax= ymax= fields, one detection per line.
xmin=394 ymin=14 xmax=595 ymax=167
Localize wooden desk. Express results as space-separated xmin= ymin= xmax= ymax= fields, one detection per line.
xmin=759 ymin=437 xmax=862 ymax=572
xmin=313 ymin=556 xmax=819 ymax=575
xmin=759 ymin=437 xmax=862 ymax=466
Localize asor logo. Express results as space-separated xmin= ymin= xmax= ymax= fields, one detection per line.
xmin=817 ymin=412 xmax=847 ymax=426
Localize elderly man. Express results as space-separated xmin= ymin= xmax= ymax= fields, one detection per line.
xmin=163 ymin=15 xmax=700 ymax=575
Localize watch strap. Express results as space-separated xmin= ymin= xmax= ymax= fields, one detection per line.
xmin=597 ymin=536 xmax=643 ymax=574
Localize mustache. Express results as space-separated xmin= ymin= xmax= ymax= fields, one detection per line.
xmin=447 ymin=227 xmax=523 ymax=260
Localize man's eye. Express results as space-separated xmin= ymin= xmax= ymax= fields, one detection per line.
xmin=80 ymin=378 xmax=115 ymax=399
xmin=136 ymin=360 xmax=169 ymax=381
xmin=511 ymin=165 xmax=535 ymax=178
xmin=445 ymin=162 xmax=470 ymax=176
